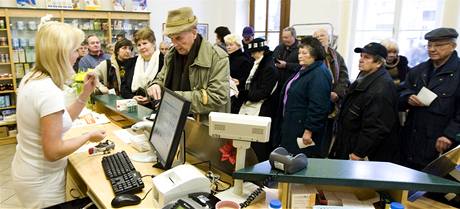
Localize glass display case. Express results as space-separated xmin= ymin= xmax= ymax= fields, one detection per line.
xmin=111 ymin=19 xmax=149 ymax=43
xmin=65 ymin=18 xmax=110 ymax=51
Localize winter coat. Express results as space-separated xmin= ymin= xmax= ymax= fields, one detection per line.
xmin=399 ymin=51 xmax=460 ymax=169
xmin=278 ymin=61 xmax=332 ymax=156
xmin=237 ymin=51 xmax=278 ymax=118
xmin=151 ymin=38 xmax=230 ymax=123
xmin=330 ymin=67 xmax=400 ymax=162
xmin=273 ymin=40 xmax=301 ymax=87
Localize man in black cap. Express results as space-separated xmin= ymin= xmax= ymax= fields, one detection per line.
xmin=330 ymin=42 xmax=400 ymax=162
xmin=399 ymin=27 xmax=460 ymax=170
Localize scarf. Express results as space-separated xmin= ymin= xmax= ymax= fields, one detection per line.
xmin=245 ymin=55 xmax=263 ymax=90
xmin=131 ymin=50 xmax=160 ymax=92
xmin=165 ymin=34 xmax=202 ymax=91
xmin=324 ymin=47 xmax=340 ymax=84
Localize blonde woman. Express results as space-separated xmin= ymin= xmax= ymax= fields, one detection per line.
xmin=11 ymin=22 xmax=106 ymax=208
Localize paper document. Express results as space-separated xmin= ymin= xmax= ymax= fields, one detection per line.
xmin=297 ymin=137 xmax=315 ymax=149
xmin=417 ymin=87 xmax=437 ymax=106
xmin=113 ymin=129 xmax=137 ymax=144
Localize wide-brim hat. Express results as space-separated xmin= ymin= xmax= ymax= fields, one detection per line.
xmin=163 ymin=7 xmax=198 ymax=36
xmin=246 ymin=38 xmax=269 ymax=53
xmin=354 ymin=42 xmax=387 ymax=59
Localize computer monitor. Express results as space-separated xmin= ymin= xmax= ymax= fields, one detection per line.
xmin=148 ymin=88 xmax=190 ymax=169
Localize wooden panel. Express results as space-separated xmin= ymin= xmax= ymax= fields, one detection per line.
xmin=62 ymin=11 xmax=108 ymax=19
xmin=110 ymin=12 xmax=150 ymax=20
xmin=0 ymin=135 xmax=16 ymax=145
xmin=7 ymin=9 xmax=61 ymax=18
xmin=0 ymin=9 xmax=6 ymax=16
xmin=406 ymin=196 xmax=458 ymax=209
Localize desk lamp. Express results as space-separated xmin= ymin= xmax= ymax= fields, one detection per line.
xmin=208 ymin=112 xmax=271 ymax=202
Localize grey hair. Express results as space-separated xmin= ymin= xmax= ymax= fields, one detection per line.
xmin=283 ymin=27 xmax=296 ymax=38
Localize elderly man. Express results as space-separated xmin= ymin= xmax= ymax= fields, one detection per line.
xmin=330 ymin=43 xmax=400 ymax=162
xmin=273 ymin=27 xmax=300 ymax=89
xmin=313 ymin=28 xmax=350 ymax=157
xmin=400 ymin=28 xmax=460 ymax=170
xmin=78 ymin=35 xmax=110 ymax=72
xmin=159 ymin=41 xmax=170 ymax=56
xmin=147 ymin=7 xmax=230 ymax=123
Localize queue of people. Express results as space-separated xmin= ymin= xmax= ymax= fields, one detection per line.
xmin=11 ymin=5 xmax=460 ymax=208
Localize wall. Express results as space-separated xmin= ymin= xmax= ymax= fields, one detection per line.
xmin=147 ymin=0 xmax=250 ymax=44
xmin=289 ymin=0 xmax=352 ymax=58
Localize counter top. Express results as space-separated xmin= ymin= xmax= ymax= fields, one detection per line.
xmin=234 ymin=159 xmax=460 ymax=193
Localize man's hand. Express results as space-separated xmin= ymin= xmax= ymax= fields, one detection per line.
xmin=436 ymin=136 xmax=452 ymax=153
xmin=275 ymin=59 xmax=287 ymax=69
xmin=408 ymin=95 xmax=425 ymax=107
xmin=349 ymin=153 xmax=364 ymax=161
xmin=147 ymin=84 xmax=162 ymax=100
xmin=330 ymin=92 xmax=339 ymax=103
xmin=302 ymin=130 xmax=313 ymax=145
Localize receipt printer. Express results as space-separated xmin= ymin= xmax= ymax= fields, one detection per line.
xmin=152 ymin=164 xmax=211 ymax=207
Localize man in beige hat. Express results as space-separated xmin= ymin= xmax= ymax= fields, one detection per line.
xmin=147 ymin=7 xmax=230 ymax=122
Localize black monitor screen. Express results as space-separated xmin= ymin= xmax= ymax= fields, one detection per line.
xmin=149 ymin=88 xmax=190 ymax=169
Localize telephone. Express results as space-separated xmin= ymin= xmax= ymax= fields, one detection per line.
xmin=162 ymin=192 xmax=221 ymax=209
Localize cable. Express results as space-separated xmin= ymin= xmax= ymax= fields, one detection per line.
xmin=141 ymin=187 xmax=153 ymax=201
xmin=239 ymin=171 xmax=280 ymax=208
xmin=140 ymin=175 xmax=155 ymax=201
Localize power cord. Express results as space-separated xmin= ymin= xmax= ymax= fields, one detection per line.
xmin=140 ymin=175 xmax=155 ymax=201
xmin=239 ymin=171 xmax=280 ymax=208
xmin=206 ymin=171 xmax=232 ymax=194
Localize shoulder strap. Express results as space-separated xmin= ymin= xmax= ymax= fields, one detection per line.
xmin=106 ymin=58 xmax=111 ymax=76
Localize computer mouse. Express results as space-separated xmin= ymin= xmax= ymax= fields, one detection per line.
xmin=111 ymin=193 xmax=141 ymax=208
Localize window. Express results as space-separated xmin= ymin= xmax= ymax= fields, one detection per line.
xmin=250 ymin=0 xmax=290 ymax=49
xmin=348 ymin=0 xmax=444 ymax=79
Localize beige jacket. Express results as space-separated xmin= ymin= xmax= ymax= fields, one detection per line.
xmin=151 ymin=39 xmax=230 ymax=123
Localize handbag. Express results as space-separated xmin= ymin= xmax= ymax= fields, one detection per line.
xmin=238 ymin=100 xmax=264 ymax=116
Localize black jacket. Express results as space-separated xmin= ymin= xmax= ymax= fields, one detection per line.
xmin=237 ymin=51 xmax=278 ymax=118
xmin=399 ymin=51 xmax=460 ymax=169
xmin=120 ymin=53 xmax=164 ymax=99
xmin=273 ymin=40 xmax=300 ymax=87
xmin=330 ymin=67 xmax=400 ymax=162
xmin=229 ymin=49 xmax=253 ymax=92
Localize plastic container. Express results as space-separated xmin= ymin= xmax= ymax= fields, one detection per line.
xmin=390 ymin=202 xmax=404 ymax=209
xmin=269 ymin=199 xmax=282 ymax=209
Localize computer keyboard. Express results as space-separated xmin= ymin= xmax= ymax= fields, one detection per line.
xmin=101 ymin=151 xmax=145 ymax=195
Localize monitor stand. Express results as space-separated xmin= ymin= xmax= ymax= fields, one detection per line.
xmin=131 ymin=150 xmax=157 ymax=163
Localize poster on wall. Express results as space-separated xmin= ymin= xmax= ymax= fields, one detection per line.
xmin=132 ymin=0 xmax=147 ymax=11
xmin=113 ymin=0 xmax=126 ymax=11
xmin=16 ymin=0 xmax=37 ymax=8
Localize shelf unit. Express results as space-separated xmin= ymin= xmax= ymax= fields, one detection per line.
xmin=0 ymin=7 xmax=150 ymax=145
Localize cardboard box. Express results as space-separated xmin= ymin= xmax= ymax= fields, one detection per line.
xmin=0 ymin=126 xmax=8 ymax=137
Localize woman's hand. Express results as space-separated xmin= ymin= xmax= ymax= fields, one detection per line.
xmin=302 ymin=129 xmax=313 ymax=145
xmin=88 ymin=130 xmax=106 ymax=142
xmin=81 ymin=72 xmax=99 ymax=99
xmin=133 ymin=95 xmax=150 ymax=105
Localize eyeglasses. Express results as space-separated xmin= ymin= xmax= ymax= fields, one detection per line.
xmin=426 ymin=42 xmax=451 ymax=49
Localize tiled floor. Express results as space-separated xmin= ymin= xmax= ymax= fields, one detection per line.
xmin=0 ymin=144 xmax=24 ymax=209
